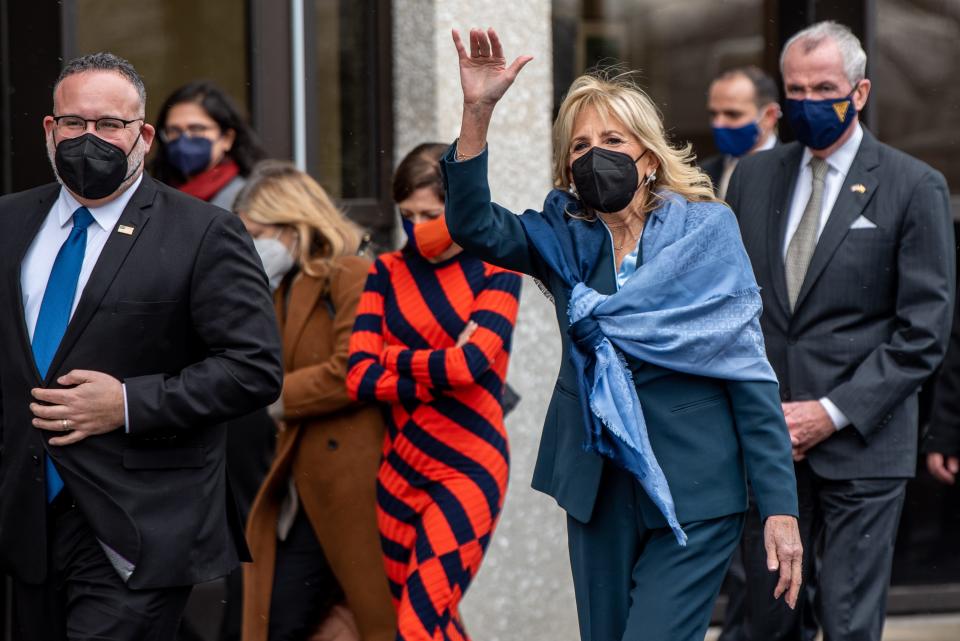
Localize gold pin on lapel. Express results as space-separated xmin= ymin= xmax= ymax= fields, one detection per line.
xmin=850 ymin=184 xmax=867 ymax=194
xmin=117 ymin=224 xmax=135 ymax=235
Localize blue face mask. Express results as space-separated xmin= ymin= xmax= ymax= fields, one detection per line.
xmin=166 ymin=136 xmax=213 ymax=177
xmin=712 ymin=121 xmax=760 ymax=158
xmin=785 ymin=85 xmax=859 ymax=150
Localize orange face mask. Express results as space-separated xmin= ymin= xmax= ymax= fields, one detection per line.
xmin=402 ymin=215 xmax=454 ymax=259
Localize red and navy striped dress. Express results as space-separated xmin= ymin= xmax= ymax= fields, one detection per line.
xmin=346 ymin=248 xmax=521 ymax=641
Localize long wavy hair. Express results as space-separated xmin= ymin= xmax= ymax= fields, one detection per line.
xmin=553 ymin=71 xmax=718 ymax=219
xmin=233 ymin=160 xmax=363 ymax=280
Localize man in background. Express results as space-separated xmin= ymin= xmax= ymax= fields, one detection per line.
xmin=701 ymin=66 xmax=781 ymax=199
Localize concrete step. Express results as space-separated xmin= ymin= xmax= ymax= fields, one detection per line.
xmin=706 ymin=614 xmax=960 ymax=641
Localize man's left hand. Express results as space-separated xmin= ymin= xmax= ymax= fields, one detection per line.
xmin=30 ymin=370 xmax=125 ymax=445
xmin=783 ymin=400 xmax=835 ymax=460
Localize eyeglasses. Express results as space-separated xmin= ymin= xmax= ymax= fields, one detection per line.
xmin=158 ymin=124 xmax=218 ymax=143
xmin=52 ymin=115 xmax=143 ymax=140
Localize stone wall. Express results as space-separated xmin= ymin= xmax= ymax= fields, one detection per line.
xmin=392 ymin=2 xmax=580 ymax=639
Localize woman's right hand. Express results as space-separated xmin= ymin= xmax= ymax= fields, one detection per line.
xmin=452 ymin=28 xmax=533 ymax=158
xmin=452 ymin=28 xmax=532 ymax=108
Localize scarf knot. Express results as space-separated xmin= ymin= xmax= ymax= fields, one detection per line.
xmin=519 ymin=191 xmax=779 ymax=548
xmin=568 ymin=283 xmax=607 ymax=351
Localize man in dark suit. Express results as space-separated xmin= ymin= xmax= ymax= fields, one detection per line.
xmin=0 ymin=53 xmax=283 ymax=640
xmin=727 ymin=21 xmax=955 ymax=641
xmin=701 ymin=66 xmax=781 ymax=200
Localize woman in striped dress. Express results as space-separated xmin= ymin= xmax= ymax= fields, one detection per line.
xmin=346 ymin=143 xmax=521 ymax=641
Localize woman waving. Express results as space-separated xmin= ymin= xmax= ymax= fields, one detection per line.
xmin=440 ymin=27 xmax=802 ymax=641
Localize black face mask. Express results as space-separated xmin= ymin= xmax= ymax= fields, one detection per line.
xmin=54 ymin=132 xmax=140 ymax=200
xmin=571 ymin=147 xmax=648 ymax=214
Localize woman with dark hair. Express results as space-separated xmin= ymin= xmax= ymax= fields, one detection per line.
xmin=149 ymin=81 xmax=269 ymax=641
xmin=150 ymin=80 xmax=265 ymax=209
xmin=346 ymin=142 xmax=522 ymax=641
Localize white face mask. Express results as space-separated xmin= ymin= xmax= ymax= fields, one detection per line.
xmin=253 ymin=236 xmax=295 ymax=291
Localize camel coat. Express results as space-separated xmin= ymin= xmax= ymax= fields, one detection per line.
xmin=242 ymin=255 xmax=395 ymax=641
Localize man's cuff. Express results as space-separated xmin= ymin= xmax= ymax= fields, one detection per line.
xmin=820 ymin=397 xmax=850 ymax=430
xmin=122 ymin=383 xmax=130 ymax=433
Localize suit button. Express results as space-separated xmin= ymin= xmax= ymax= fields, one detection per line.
xmin=782 ymin=387 xmax=791 ymax=401
xmin=32 ymin=455 xmax=40 ymax=466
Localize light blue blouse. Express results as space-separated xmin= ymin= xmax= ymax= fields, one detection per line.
xmin=600 ymin=219 xmax=643 ymax=289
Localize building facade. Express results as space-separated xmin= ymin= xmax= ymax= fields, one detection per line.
xmin=2 ymin=1 xmax=959 ymax=637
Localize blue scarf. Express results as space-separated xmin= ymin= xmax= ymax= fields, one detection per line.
xmin=520 ymin=190 xmax=778 ymax=545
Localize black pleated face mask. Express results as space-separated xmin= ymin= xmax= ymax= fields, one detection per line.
xmin=571 ymin=147 xmax=648 ymax=214
xmin=54 ymin=132 xmax=139 ymax=200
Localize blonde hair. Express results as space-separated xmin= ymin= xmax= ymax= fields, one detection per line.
xmin=553 ymin=71 xmax=718 ymax=218
xmin=234 ymin=160 xmax=362 ymax=279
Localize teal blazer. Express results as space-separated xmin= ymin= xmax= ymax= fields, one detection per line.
xmin=441 ymin=147 xmax=798 ymax=526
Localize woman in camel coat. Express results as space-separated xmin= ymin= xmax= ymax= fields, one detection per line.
xmin=236 ymin=161 xmax=395 ymax=641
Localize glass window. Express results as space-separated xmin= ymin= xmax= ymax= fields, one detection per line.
xmin=310 ymin=0 xmax=382 ymax=200
xmin=875 ymin=0 xmax=960 ymax=198
xmin=553 ymin=0 xmax=769 ymax=160
xmin=71 ymin=0 xmax=250 ymax=129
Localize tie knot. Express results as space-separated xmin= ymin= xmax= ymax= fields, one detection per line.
xmin=809 ymin=157 xmax=829 ymax=182
xmin=72 ymin=207 xmax=94 ymax=231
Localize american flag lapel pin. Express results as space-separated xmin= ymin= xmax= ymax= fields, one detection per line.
xmin=117 ymin=224 xmax=135 ymax=235
xmin=850 ymin=184 xmax=867 ymax=194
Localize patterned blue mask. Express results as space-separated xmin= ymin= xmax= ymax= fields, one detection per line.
xmin=785 ymin=85 xmax=859 ymax=150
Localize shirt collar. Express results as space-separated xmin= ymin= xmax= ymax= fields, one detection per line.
xmin=800 ymin=123 xmax=863 ymax=176
xmin=757 ymin=132 xmax=778 ymax=152
xmin=57 ymin=173 xmax=144 ymax=231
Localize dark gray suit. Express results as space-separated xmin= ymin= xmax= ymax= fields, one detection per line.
xmin=727 ymin=127 xmax=955 ymax=641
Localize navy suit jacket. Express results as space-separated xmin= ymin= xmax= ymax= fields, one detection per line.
xmin=441 ymin=147 xmax=798 ymax=526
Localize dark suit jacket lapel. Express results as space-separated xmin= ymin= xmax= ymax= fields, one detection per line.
xmin=585 ymin=223 xmax=617 ymax=296
xmin=10 ymin=185 xmax=62 ymax=382
xmin=794 ymin=130 xmax=880 ymax=311
xmin=766 ymin=144 xmax=804 ymax=315
xmin=45 ymin=177 xmax=157 ymax=383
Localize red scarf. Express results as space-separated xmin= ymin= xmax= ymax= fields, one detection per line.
xmin=178 ymin=157 xmax=240 ymax=202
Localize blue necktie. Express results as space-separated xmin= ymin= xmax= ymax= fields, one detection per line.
xmin=32 ymin=206 xmax=95 ymax=502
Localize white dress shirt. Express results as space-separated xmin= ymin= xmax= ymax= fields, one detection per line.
xmin=782 ymin=124 xmax=864 ymax=430
xmin=782 ymin=124 xmax=863 ymax=258
xmin=21 ymin=174 xmax=143 ymax=430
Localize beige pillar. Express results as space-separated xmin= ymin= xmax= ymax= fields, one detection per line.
xmin=392 ymin=2 xmax=579 ymax=639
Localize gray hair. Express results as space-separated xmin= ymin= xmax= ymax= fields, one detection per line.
xmin=54 ymin=52 xmax=146 ymax=113
xmin=780 ymin=21 xmax=867 ymax=87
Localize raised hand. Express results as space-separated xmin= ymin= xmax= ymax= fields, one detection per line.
xmin=452 ymin=28 xmax=533 ymax=158
xmin=452 ymin=28 xmax=533 ymax=107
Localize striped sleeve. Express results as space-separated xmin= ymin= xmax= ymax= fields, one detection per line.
xmin=380 ymin=266 xmax=521 ymax=388
xmin=346 ymin=258 xmax=435 ymax=403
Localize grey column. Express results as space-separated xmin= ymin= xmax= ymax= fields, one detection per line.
xmin=393 ymin=2 xmax=579 ymax=639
